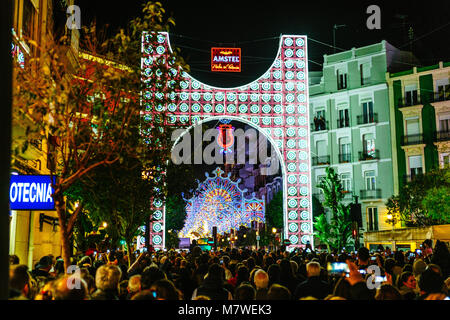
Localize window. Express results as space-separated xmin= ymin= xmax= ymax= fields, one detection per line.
xmin=316 ymin=140 xmax=327 ymax=157
xmin=364 ymin=171 xmax=376 ymax=190
xmin=443 ymin=154 xmax=450 ymax=168
xmin=338 ymin=108 xmax=350 ymax=127
xmin=436 ymin=79 xmax=450 ymax=101
xmin=360 ymin=63 xmax=370 ymax=86
xmin=406 ymin=118 xmax=420 ymax=135
xmin=339 ymin=137 xmax=351 ymax=162
xmin=313 ymin=110 xmax=326 ymax=130
xmin=362 ymin=101 xmax=374 ymax=123
xmin=439 ymin=115 xmax=450 ymax=132
xmin=337 ymin=70 xmax=347 ymax=90
xmin=405 ymin=85 xmax=418 ymax=106
xmin=409 ymin=155 xmax=423 ymax=178
xmin=367 ymin=207 xmax=378 ymax=231
xmin=22 ymin=0 xmax=36 ymax=40
xmin=363 ymin=133 xmax=375 ymax=157
xmin=341 ymin=173 xmax=351 ymax=193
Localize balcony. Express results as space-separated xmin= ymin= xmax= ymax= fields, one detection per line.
xmin=360 ymin=189 xmax=382 ymax=200
xmin=338 ymin=153 xmax=352 ymax=163
xmin=431 ymin=92 xmax=450 ymax=103
xmin=357 ymin=113 xmax=378 ymax=125
xmin=358 ymin=150 xmax=380 ymax=161
xmin=397 ymin=97 xmax=422 ymax=108
xmin=311 ymin=120 xmax=329 ymax=132
xmin=337 ymin=118 xmax=350 ymax=129
xmin=401 ymin=133 xmax=424 ymax=146
xmin=434 ymin=130 xmax=450 ymax=142
xmin=341 ymin=191 xmax=353 ymax=200
xmin=312 ymin=155 xmax=330 ymax=166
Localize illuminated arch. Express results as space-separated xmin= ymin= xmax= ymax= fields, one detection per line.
xmin=142 ymin=32 xmax=313 ymax=249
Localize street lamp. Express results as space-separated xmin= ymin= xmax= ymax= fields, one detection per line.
xmin=272 ymin=227 xmax=277 ymax=234
xmin=102 ymin=222 xmax=108 ymax=228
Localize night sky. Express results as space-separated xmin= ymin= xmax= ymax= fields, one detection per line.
xmin=74 ymin=0 xmax=450 ymax=87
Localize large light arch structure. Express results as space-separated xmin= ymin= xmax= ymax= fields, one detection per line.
xmin=142 ymin=32 xmax=312 ymax=249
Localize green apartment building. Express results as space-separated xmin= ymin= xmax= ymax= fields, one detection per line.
xmin=309 ymin=41 xmax=418 ymax=248
xmin=387 ymin=61 xmax=450 ymax=195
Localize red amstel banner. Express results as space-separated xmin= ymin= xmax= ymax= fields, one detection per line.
xmin=211 ymin=47 xmax=241 ymax=72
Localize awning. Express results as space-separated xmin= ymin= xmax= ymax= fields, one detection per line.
xmin=364 ymin=224 xmax=450 ymax=243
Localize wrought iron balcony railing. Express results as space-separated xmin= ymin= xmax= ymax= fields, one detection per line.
xmin=360 ymin=189 xmax=382 ymax=200
xmin=358 ymin=150 xmax=380 ymax=161
xmin=312 ymin=155 xmax=330 ymax=166
xmin=338 ymin=153 xmax=352 ymax=163
xmin=402 ymin=133 xmax=424 ymax=146
xmin=357 ymin=113 xmax=378 ymax=125
xmin=337 ymin=118 xmax=350 ymax=128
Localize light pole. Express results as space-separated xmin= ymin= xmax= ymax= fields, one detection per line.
xmin=333 ymin=24 xmax=346 ymax=53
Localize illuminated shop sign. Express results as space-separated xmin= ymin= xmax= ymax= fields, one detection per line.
xmin=211 ymin=47 xmax=241 ymax=72
xmin=9 ymin=175 xmax=56 ymax=210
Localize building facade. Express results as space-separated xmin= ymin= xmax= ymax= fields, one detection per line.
xmin=387 ymin=61 xmax=450 ymax=196
xmin=309 ymin=41 xmax=418 ymax=246
xmin=10 ymin=0 xmax=78 ymax=269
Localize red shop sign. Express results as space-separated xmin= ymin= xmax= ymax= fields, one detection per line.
xmin=211 ymin=47 xmax=241 ymax=72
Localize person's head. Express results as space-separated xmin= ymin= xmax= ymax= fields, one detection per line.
xmin=254 ymin=269 xmax=269 ymax=289
xmin=290 ymin=260 xmax=298 ymax=275
xmin=418 ymin=267 xmax=444 ymax=295
xmin=267 ymin=284 xmax=291 ymax=300
xmin=95 ymin=264 xmax=122 ymax=291
xmin=118 ymin=280 xmax=129 ymax=298
xmin=9 ymin=264 xmax=31 ymax=297
xmin=357 ymin=247 xmax=370 ymax=264
xmin=267 ymin=264 xmax=281 ymax=284
xmin=36 ymin=256 xmax=53 ymax=271
xmin=9 ymin=255 xmax=20 ymax=265
xmin=413 ymin=259 xmax=427 ymax=277
xmin=427 ymin=264 xmax=443 ymax=277
xmin=397 ymin=271 xmax=416 ymax=290
xmin=234 ymin=283 xmax=256 ymax=300
xmin=131 ymin=289 xmax=156 ymax=300
xmin=375 ymin=284 xmax=403 ymax=300
xmin=150 ymin=279 xmax=180 ymax=300
xmin=384 ymin=258 xmax=396 ymax=276
xmin=128 ymin=274 xmax=141 ymax=295
xmin=306 ymin=261 xmax=321 ymax=277
xmin=141 ymin=265 xmax=166 ymax=290
xmin=52 ymin=274 xmax=88 ymax=300
xmin=236 ymin=265 xmax=250 ymax=285
xmin=205 ymin=263 xmax=224 ymax=282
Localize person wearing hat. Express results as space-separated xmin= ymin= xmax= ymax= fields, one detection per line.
xmin=31 ymin=255 xmax=54 ymax=279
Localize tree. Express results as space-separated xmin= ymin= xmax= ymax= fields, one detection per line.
xmin=12 ymin=1 xmax=186 ymax=271
xmin=266 ymin=190 xmax=283 ymax=229
xmin=313 ymin=167 xmax=353 ymax=251
xmin=386 ymin=167 xmax=450 ymax=226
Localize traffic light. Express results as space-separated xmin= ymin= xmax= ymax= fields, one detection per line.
xmin=352 ymin=228 xmax=357 ymax=239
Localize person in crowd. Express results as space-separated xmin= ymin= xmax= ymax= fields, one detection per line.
xmin=80 ymin=267 xmax=95 ymax=297
xmin=431 ymin=240 xmax=450 ymax=278
xmin=417 ymin=267 xmax=446 ymax=299
xmin=293 ymin=261 xmax=331 ymax=300
xmin=267 ymin=264 xmax=281 ymax=288
xmin=396 ymin=271 xmax=418 ymax=300
xmin=9 ymin=264 xmax=31 ymax=300
xmin=234 ymin=283 xmax=256 ymax=300
xmin=375 ymin=284 xmax=403 ymax=300
xmin=413 ymin=258 xmax=427 ymax=283
xmin=267 ymin=284 xmax=291 ymax=300
xmin=191 ymin=263 xmax=232 ymax=300
xmin=118 ymin=280 xmax=129 ymax=300
xmin=356 ymin=247 xmax=370 ymax=270
xmin=31 ymin=256 xmax=54 ymax=280
xmin=235 ymin=265 xmax=250 ymax=288
xmin=150 ymin=279 xmax=181 ymax=300
xmin=384 ymin=258 xmax=397 ymax=286
xmin=91 ymin=264 xmax=122 ymax=300
xmin=332 ymin=276 xmax=352 ymax=300
xmin=127 ymin=274 xmax=142 ymax=299
xmin=52 ymin=274 xmax=88 ymax=300
xmin=253 ymin=269 xmax=269 ymax=300
xmin=9 ymin=255 xmax=20 ymax=265
xmin=279 ymin=259 xmax=300 ymax=295
xmin=140 ymin=265 xmax=166 ymax=290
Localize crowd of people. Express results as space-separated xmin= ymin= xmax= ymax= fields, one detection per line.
xmin=8 ymin=239 xmax=450 ymax=300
